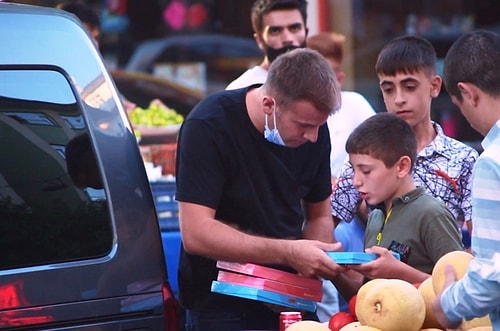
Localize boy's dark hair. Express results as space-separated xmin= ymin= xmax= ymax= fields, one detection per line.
xmin=375 ymin=35 xmax=436 ymax=77
xmin=251 ymin=0 xmax=308 ymax=35
xmin=346 ymin=112 xmax=417 ymax=170
xmin=59 ymin=2 xmax=101 ymax=29
xmin=444 ymin=30 xmax=500 ymax=103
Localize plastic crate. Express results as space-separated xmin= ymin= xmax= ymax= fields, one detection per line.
xmin=161 ymin=231 xmax=181 ymax=297
xmin=151 ymin=180 xmax=181 ymax=296
xmin=151 ymin=180 xmax=179 ymax=231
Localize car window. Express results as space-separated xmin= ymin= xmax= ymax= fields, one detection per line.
xmin=0 ymin=68 xmax=112 ymax=270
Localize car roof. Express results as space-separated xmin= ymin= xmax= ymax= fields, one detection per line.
xmin=126 ymin=33 xmax=263 ymax=72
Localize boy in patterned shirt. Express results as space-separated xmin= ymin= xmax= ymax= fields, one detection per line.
xmin=331 ymin=35 xmax=478 ymax=252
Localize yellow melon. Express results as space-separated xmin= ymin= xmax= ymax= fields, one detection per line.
xmin=460 ymin=314 xmax=492 ymax=330
xmin=355 ymin=278 xmax=387 ymax=325
xmin=340 ymin=322 xmax=381 ymax=331
xmin=285 ymin=320 xmax=330 ymax=331
xmin=357 ymin=279 xmax=425 ymax=331
xmin=418 ymin=276 xmax=443 ymax=329
xmin=339 ymin=321 xmax=362 ymax=330
xmin=431 ymin=251 xmax=473 ymax=294
xmin=466 ymin=327 xmax=493 ymax=331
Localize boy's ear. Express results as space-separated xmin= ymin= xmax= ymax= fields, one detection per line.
xmin=430 ymin=75 xmax=442 ymax=98
xmin=397 ymin=156 xmax=412 ymax=177
xmin=457 ymin=82 xmax=479 ymax=107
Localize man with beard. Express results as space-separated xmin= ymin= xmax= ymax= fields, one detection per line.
xmin=226 ymin=0 xmax=308 ymax=90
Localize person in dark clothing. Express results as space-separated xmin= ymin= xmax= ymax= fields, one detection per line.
xmin=176 ymin=48 xmax=345 ymax=330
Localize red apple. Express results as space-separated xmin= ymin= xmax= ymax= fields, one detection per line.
xmin=348 ymin=295 xmax=358 ymax=320
xmin=328 ymin=312 xmax=356 ymax=331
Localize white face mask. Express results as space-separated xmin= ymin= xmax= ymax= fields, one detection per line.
xmin=264 ymin=99 xmax=286 ymax=146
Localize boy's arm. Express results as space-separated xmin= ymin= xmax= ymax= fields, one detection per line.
xmin=330 ymin=269 xmax=365 ymax=302
xmin=349 ymin=246 xmax=430 ymax=284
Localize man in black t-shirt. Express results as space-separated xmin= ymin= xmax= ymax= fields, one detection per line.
xmin=176 ymin=48 xmax=345 ymax=330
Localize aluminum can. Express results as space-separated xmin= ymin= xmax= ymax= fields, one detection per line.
xmin=279 ymin=311 xmax=302 ymax=331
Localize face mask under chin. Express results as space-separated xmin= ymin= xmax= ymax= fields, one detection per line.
xmin=263 ymin=42 xmax=306 ymax=63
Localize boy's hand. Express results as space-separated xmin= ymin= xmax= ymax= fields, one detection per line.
xmin=347 ymin=246 xmax=399 ymax=279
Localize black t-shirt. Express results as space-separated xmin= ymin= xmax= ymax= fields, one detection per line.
xmin=175 ymin=86 xmax=331 ymax=312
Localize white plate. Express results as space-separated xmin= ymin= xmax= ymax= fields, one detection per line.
xmin=135 ymin=123 xmax=182 ymax=136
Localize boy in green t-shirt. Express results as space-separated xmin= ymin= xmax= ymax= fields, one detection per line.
xmin=332 ymin=112 xmax=463 ymax=300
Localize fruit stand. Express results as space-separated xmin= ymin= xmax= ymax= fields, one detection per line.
xmin=130 ymin=99 xmax=183 ymax=179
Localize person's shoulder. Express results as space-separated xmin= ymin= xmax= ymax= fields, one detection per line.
xmin=333 ymin=91 xmax=375 ymax=126
xmin=439 ymin=134 xmax=479 ymax=157
xmin=226 ymin=66 xmax=267 ymax=90
xmin=339 ymin=91 xmax=375 ymax=113
xmin=434 ymin=123 xmax=479 ymax=159
xmin=188 ymin=89 xmax=238 ymax=118
xmin=340 ymin=90 xmax=370 ymax=102
xmin=414 ymin=188 xmax=454 ymax=216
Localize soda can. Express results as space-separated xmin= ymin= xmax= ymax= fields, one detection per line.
xmin=279 ymin=311 xmax=302 ymax=330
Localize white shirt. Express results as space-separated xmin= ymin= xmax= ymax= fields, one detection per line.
xmin=328 ymin=91 xmax=376 ymax=177
xmin=225 ymin=66 xmax=268 ymax=90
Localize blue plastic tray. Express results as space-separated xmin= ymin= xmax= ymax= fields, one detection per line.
xmin=211 ymin=281 xmax=317 ymax=312
xmin=326 ymin=252 xmax=400 ymax=264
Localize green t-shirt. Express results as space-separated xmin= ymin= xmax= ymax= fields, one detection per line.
xmin=364 ymin=187 xmax=463 ymax=274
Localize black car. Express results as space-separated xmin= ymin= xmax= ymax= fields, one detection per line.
xmin=0 ymin=3 xmax=179 ymax=330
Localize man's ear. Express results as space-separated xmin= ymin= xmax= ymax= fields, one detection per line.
xmin=253 ymin=32 xmax=265 ymax=51
xmin=397 ymin=156 xmax=412 ymax=177
xmin=262 ymin=95 xmax=274 ymax=115
xmin=430 ymin=74 xmax=442 ymax=98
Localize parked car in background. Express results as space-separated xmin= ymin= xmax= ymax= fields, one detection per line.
xmin=123 ymin=33 xmax=264 ymax=97
xmin=0 ymin=3 xmax=179 ymax=329
xmin=110 ymin=69 xmax=204 ymax=119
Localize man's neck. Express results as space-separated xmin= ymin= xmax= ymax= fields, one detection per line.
xmin=246 ymin=87 xmax=266 ymax=133
xmin=259 ymin=58 xmax=271 ymax=71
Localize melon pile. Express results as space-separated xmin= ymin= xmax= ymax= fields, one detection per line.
xmin=326 ymin=251 xmax=492 ymax=331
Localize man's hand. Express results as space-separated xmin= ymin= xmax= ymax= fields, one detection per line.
xmin=432 ymin=265 xmax=462 ymax=329
xmin=286 ymin=240 xmax=348 ymax=280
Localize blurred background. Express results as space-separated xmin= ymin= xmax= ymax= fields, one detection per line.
xmin=7 ymin=0 xmax=500 ymax=150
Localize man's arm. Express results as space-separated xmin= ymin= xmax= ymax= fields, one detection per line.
xmin=302 ymin=198 xmax=335 ymax=243
xmin=432 ymin=265 xmax=462 ymax=329
xmin=178 ymin=200 xmax=347 ymax=279
xmin=303 ymin=197 xmax=367 ymax=301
